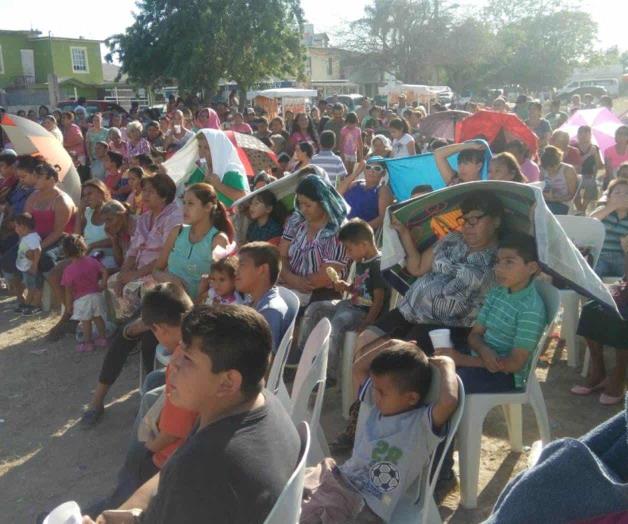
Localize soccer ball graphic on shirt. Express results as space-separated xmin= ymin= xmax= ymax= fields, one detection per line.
xmin=369 ymin=461 xmax=401 ymax=492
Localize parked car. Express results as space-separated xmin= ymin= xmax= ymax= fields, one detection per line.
xmin=326 ymin=93 xmax=365 ymax=112
xmin=57 ymin=100 xmax=129 ymax=119
xmin=557 ymin=78 xmax=619 ymax=97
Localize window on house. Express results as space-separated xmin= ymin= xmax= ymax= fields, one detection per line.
xmin=0 ymin=45 xmax=4 ymax=74
xmin=70 ymin=47 xmax=89 ymax=73
xmin=327 ymin=57 xmax=333 ymax=76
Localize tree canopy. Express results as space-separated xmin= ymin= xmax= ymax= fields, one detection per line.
xmin=106 ymin=0 xmax=304 ymax=97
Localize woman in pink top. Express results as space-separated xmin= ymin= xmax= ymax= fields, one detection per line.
xmin=604 ymin=125 xmax=628 ymax=188
xmin=62 ymin=111 xmax=86 ymax=164
xmin=288 ymin=112 xmax=319 ymax=153
xmin=107 ymin=172 xmax=183 ymax=319
xmin=107 ymin=128 xmax=129 ymax=160
xmin=505 ymin=140 xmax=540 ymax=182
xmin=339 ymin=112 xmax=364 ymax=174
xmin=196 ymin=107 xmax=221 ymax=130
xmin=126 ymin=121 xmax=151 ymax=159
xmin=229 ymin=112 xmax=253 ymax=134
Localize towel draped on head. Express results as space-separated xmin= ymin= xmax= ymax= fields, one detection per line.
xmin=294 ymin=174 xmax=349 ymax=238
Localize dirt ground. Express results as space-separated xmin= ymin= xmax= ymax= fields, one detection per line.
xmin=0 ymin=295 xmax=623 ymax=524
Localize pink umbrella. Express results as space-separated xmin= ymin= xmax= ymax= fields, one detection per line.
xmin=559 ymin=108 xmax=623 ymax=154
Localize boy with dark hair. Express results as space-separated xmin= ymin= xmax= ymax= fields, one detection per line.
xmin=104 ymin=151 xmax=124 ymax=194
xmin=301 ymin=341 xmax=458 ymax=523
xmin=86 ymin=305 xmax=300 ymax=524
xmin=311 ymin=130 xmax=348 ymax=183
xmin=13 ymin=212 xmax=42 ymax=314
xmin=436 ymin=232 xmax=546 ymax=393
xmin=90 ymin=141 xmax=108 ymax=180
xmin=298 ymin=219 xmax=389 ymax=381
xmin=434 ymin=141 xmax=487 ymax=185
xmin=235 ymin=241 xmax=290 ymax=353
xmin=0 ymin=150 xmax=19 ymax=202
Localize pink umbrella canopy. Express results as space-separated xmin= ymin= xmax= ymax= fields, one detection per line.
xmin=559 ymin=108 xmax=623 ymax=154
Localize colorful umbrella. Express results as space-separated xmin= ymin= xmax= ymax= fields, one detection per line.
xmin=0 ymin=113 xmax=81 ymax=203
xmin=223 ymin=130 xmax=279 ymax=177
xmin=381 ymin=180 xmax=616 ymax=313
xmin=455 ymin=110 xmax=538 ymax=156
xmin=418 ymin=110 xmax=470 ymax=142
xmin=559 ymin=108 xmax=623 ymax=155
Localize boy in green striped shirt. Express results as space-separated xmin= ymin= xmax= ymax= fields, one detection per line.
xmin=435 ymin=232 xmax=547 ymax=393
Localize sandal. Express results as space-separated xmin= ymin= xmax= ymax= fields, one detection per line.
xmin=77 ymin=342 xmax=94 ymax=353
xmin=599 ymin=393 xmax=625 ymax=406
xmin=570 ymin=381 xmax=606 ymax=396
xmin=80 ymin=406 xmax=104 ymax=427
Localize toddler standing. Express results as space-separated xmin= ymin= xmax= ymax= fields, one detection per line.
xmin=14 ymin=213 xmax=43 ymax=315
xmin=61 ymin=234 xmax=109 ymax=352
xmin=339 ymin=112 xmax=363 ymax=174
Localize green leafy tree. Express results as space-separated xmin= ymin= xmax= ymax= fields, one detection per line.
xmin=107 ymin=0 xmax=304 ymax=99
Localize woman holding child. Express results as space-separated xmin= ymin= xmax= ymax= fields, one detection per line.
xmin=279 ymin=173 xmax=350 ymax=305
xmin=152 ymin=183 xmax=234 ymax=300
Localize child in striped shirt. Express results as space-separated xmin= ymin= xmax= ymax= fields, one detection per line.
xmin=435 ymin=232 xmax=547 ymax=393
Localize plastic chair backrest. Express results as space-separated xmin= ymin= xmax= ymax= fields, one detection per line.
xmin=555 ymin=215 xmax=606 ymax=268
xmin=355 ymin=366 xmax=466 ymax=520
xmin=263 ymin=422 xmax=311 ymax=524
xmin=524 ymin=279 xmax=561 ymax=388
xmin=267 ymin=287 xmax=300 ymax=394
xmin=291 ymin=318 xmax=331 ymax=426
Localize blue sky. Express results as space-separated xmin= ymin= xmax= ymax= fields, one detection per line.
xmin=0 ymin=0 xmax=624 ymax=58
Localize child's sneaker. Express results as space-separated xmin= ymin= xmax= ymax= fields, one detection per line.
xmin=14 ymin=302 xmax=28 ymax=313
xmin=22 ymin=305 xmax=42 ymax=316
xmin=94 ymin=337 xmax=108 ymax=348
xmin=77 ymin=342 xmax=94 ymax=353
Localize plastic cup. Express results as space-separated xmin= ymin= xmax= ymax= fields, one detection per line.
xmin=428 ymin=328 xmax=452 ymax=348
xmin=43 ymin=501 xmax=82 ymax=524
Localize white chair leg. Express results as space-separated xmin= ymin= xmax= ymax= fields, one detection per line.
xmin=561 ymin=291 xmax=580 ymax=368
xmin=42 ymin=281 xmax=52 ymax=312
xmin=502 ymin=404 xmax=523 ymax=452
xmin=528 ymin=380 xmax=552 ymax=445
xmin=341 ymin=331 xmax=357 ymax=420
xmin=581 ymin=347 xmax=590 ymax=378
xmin=457 ymin=403 xmax=486 ymax=509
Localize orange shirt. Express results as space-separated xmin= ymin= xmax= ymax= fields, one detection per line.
xmin=153 ymin=363 xmax=198 ymax=468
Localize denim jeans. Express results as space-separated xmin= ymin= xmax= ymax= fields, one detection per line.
xmin=485 ymin=395 xmax=628 ymax=524
xmin=595 ymin=252 xmax=626 ymax=279
xmin=298 ymin=299 xmax=366 ymax=380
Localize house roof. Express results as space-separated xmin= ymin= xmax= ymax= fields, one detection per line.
xmin=102 ymin=62 xmax=128 ymax=83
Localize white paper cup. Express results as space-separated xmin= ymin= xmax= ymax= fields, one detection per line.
xmin=428 ymin=329 xmax=452 ymax=348
xmin=43 ymin=501 xmax=82 ymax=524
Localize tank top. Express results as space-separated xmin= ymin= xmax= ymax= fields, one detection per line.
xmin=542 ymin=164 xmax=569 ymax=200
xmin=84 ymin=207 xmax=108 ymax=246
xmin=167 ymin=225 xmax=218 ymax=298
xmin=31 ymin=194 xmax=76 ymax=240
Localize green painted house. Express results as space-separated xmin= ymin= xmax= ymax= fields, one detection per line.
xmin=0 ymin=29 xmax=104 ymax=103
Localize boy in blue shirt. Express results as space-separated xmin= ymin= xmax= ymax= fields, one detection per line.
xmin=435 ymin=232 xmax=547 ymax=393
xmin=301 ymin=341 xmax=458 ymax=523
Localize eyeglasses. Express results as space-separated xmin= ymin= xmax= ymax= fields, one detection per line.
xmin=456 ymin=213 xmax=486 ymax=226
xmin=365 ymin=165 xmax=385 ymax=173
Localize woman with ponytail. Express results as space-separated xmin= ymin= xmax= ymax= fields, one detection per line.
xmin=153 ymin=183 xmax=234 ymax=299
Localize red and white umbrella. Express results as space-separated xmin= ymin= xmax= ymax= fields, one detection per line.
xmin=559 ymin=108 xmax=623 ymax=154
xmin=223 ymin=130 xmax=278 ymax=178
xmin=0 ymin=113 xmax=81 ymax=203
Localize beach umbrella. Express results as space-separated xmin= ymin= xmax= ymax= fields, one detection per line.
xmin=381 ymin=180 xmax=616 ymax=313
xmin=559 ymin=108 xmax=623 ymax=154
xmin=383 ymin=140 xmax=492 ymax=201
xmin=223 ymin=130 xmax=279 ymax=177
xmin=418 ymin=110 xmax=470 ymax=141
xmin=455 ymin=110 xmax=538 ymax=156
xmin=0 ymin=113 xmax=81 ymax=203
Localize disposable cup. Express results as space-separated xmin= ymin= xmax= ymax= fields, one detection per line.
xmin=428 ymin=328 xmax=452 ymax=348
xmin=43 ymin=501 xmax=82 ymax=524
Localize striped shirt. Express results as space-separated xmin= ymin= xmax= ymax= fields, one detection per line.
xmin=476 ymin=283 xmax=547 ymax=389
xmin=399 ymin=232 xmax=497 ymax=327
xmin=282 ymin=216 xmax=349 ymax=277
xmin=600 ymin=211 xmax=628 ymax=256
xmin=311 ymin=150 xmax=348 ymax=182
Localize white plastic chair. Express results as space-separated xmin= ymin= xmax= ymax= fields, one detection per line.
xmin=354 ymin=369 xmax=465 ymax=524
xmin=555 ymin=216 xmax=605 ymax=368
xmin=264 ymin=421 xmax=311 ymax=524
xmin=267 ymin=287 xmax=300 ymax=395
xmin=457 ymin=279 xmax=560 ymax=509
xmin=277 ymin=318 xmax=331 ymax=466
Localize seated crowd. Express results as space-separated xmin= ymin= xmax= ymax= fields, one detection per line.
xmin=0 ymin=95 xmax=626 ymax=524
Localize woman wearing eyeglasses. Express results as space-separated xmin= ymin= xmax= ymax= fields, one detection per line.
xmin=353 ymin=190 xmax=503 ymax=358
xmin=337 ymin=156 xmax=394 ymax=231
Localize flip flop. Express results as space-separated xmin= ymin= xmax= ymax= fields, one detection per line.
xmin=80 ymin=406 xmax=104 ymax=427
xmin=570 ymin=381 xmax=607 ymax=396
xmin=599 ymin=393 xmax=625 ymax=406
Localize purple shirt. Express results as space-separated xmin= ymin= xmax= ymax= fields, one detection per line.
xmin=522 ymin=158 xmax=540 ymax=183
xmin=128 ymin=202 xmax=183 ymax=267
xmin=127 ymin=138 xmax=151 ymax=158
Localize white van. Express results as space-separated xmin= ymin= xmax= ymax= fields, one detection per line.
xmin=558 ymin=78 xmax=619 ymax=96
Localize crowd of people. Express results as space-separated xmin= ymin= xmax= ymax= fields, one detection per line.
xmin=0 ymin=90 xmax=626 ymax=523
